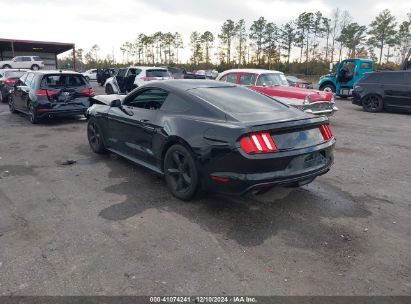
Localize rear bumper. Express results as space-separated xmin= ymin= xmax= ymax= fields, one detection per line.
xmin=36 ymin=106 xmax=87 ymax=118
xmin=204 ymin=140 xmax=335 ymax=195
xmin=352 ymin=91 xmax=363 ymax=106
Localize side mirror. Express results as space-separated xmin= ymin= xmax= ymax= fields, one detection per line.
xmin=262 ymin=82 xmax=267 ymax=87
xmin=109 ymin=99 xmax=122 ymax=107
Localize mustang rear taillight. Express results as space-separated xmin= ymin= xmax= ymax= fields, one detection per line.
xmin=319 ymin=124 xmax=333 ymax=140
xmin=240 ymin=132 xmax=277 ymax=154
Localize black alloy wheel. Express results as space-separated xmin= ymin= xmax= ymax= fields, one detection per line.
xmin=8 ymin=97 xmax=16 ymax=113
xmin=87 ymin=119 xmax=106 ymax=154
xmin=164 ymin=144 xmax=199 ymax=200
xmin=362 ymin=95 xmax=383 ymax=113
xmin=28 ymin=103 xmax=38 ymax=124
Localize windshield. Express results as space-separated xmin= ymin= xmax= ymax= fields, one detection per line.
xmin=189 ymin=86 xmax=286 ymax=114
xmin=256 ymin=73 xmax=288 ymax=86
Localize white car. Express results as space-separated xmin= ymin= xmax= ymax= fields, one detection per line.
xmin=104 ymin=66 xmax=172 ymax=94
xmin=0 ymin=56 xmax=45 ymax=70
xmin=82 ymin=69 xmax=98 ymax=81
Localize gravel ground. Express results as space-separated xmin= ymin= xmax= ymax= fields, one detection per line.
xmin=0 ymin=83 xmax=410 ymax=295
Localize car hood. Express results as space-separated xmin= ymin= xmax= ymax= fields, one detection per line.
xmin=256 ymin=85 xmax=332 ymax=102
xmin=91 ymin=94 xmax=125 ymax=105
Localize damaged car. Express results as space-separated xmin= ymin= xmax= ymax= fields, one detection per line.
xmin=217 ymin=69 xmax=338 ymax=116
xmin=87 ymin=80 xmax=335 ymax=200
xmin=9 ymin=70 xmax=94 ymax=123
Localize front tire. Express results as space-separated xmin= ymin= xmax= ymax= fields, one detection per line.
xmin=320 ymin=83 xmax=336 ymax=93
xmin=362 ymin=94 xmax=383 ymax=112
xmin=87 ymin=118 xmax=107 ymax=154
xmin=2 ymin=65 xmax=11 ymax=69
xmin=164 ymin=144 xmax=199 ymax=201
xmin=31 ymin=64 xmax=40 ymax=71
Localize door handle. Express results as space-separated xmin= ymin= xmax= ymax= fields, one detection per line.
xmin=140 ymin=119 xmax=150 ymax=123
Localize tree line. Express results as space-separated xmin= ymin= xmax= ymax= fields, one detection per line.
xmin=59 ymin=8 xmax=411 ymax=75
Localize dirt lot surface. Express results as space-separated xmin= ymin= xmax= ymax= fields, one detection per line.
xmin=0 ymin=83 xmax=410 ymax=295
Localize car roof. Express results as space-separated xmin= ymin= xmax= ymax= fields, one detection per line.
xmin=27 ymin=70 xmax=82 ymax=75
xmin=220 ymin=69 xmax=283 ymax=74
xmin=128 ymin=66 xmax=168 ymax=70
xmin=146 ymin=79 xmax=236 ymax=92
xmin=0 ymin=68 xmax=29 ymax=72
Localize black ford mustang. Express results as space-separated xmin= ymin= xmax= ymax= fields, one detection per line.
xmin=87 ymin=80 xmax=335 ymax=200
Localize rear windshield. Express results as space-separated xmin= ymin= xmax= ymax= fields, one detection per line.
xmin=189 ymin=86 xmax=286 ymax=114
xmin=41 ymin=74 xmax=87 ymax=88
xmin=146 ymin=69 xmax=170 ymax=78
xmin=4 ymin=71 xmax=27 ymax=78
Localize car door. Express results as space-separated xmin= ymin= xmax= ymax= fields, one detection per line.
xmin=14 ymin=72 xmax=34 ymax=110
xmin=380 ymin=72 xmax=408 ymax=108
xmin=115 ymin=68 xmax=127 ymax=93
xmin=13 ymin=57 xmax=24 ymax=69
xmin=107 ymin=87 xmax=168 ymax=165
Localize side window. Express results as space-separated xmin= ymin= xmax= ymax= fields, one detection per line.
xmin=23 ymin=57 xmax=32 ymax=62
xmin=381 ymin=73 xmax=405 ymax=85
xmin=221 ymin=73 xmax=237 ymax=83
xmin=25 ymin=73 xmax=35 ymax=87
xmin=161 ymin=93 xmax=191 ymax=113
xmin=125 ymin=88 xmax=169 ymax=110
xmin=360 ymin=62 xmax=372 ymax=69
xmin=14 ymin=57 xmax=23 ymax=62
xmin=239 ymin=74 xmax=257 ymax=86
xmin=127 ymin=68 xmax=140 ymax=76
xmin=91 ymin=69 xmax=97 ymax=73
xmin=116 ymin=69 xmax=127 ymax=78
xmin=19 ymin=73 xmax=28 ymax=85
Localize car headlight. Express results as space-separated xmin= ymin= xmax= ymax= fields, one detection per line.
xmin=304 ymin=95 xmax=311 ymax=105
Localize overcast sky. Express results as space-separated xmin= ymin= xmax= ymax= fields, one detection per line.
xmin=1 ymin=0 xmax=410 ymax=62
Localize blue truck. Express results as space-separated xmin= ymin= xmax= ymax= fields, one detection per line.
xmin=319 ymin=58 xmax=374 ymax=98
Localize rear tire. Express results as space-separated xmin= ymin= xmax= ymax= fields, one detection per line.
xmin=362 ymin=94 xmax=383 ymax=113
xmin=9 ymin=97 xmax=16 ymax=113
xmin=105 ymin=84 xmax=114 ymax=95
xmin=87 ymin=118 xmax=107 ymax=154
xmin=31 ymin=64 xmax=40 ymax=71
xmin=28 ymin=102 xmax=39 ymax=124
xmin=164 ymin=144 xmax=199 ymax=201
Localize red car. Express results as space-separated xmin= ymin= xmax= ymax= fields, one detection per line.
xmin=217 ymin=69 xmax=338 ymax=116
